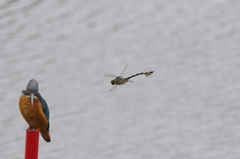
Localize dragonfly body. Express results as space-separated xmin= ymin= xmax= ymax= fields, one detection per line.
xmin=124 ymin=71 xmax=154 ymax=81
xmin=111 ymin=71 xmax=153 ymax=86
xmin=107 ymin=64 xmax=154 ymax=91
xmin=111 ymin=76 xmax=127 ymax=85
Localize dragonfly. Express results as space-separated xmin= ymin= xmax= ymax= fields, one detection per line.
xmin=105 ymin=64 xmax=154 ymax=92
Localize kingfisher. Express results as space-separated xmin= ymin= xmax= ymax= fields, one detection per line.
xmin=19 ymin=79 xmax=51 ymax=142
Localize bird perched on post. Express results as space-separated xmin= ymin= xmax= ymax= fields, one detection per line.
xmin=19 ymin=79 xmax=51 ymax=142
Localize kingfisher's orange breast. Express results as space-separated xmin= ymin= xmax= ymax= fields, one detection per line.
xmin=19 ymin=94 xmax=48 ymax=129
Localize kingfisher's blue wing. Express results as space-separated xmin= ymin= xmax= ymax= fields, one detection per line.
xmin=22 ymin=90 xmax=28 ymax=95
xmin=39 ymin=97 xmax=50 ymax=120
xmin=36 ymin=92 xmax=50 ymax=126
xmin=38 ymin=93 xmax=50 ymax=131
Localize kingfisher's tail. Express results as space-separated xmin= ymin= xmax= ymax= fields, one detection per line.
xmin=40 ymin=131 xmax=51 ymax=142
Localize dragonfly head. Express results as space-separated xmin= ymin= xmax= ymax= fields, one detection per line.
xmin=111 ymin=79 xmax=115 ymax=85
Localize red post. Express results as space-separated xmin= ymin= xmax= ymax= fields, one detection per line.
xmin=25 ymin=129 xmax=40 ymax=159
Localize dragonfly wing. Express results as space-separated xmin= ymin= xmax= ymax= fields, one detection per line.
xmin=120 ymin=64 xmax=129 ymax=77
xmin=110 ymin=85 xmax=119 ymax=92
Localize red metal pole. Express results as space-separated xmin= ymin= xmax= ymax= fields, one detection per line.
xmin=25 ymin=129 xmax=40 ymax=159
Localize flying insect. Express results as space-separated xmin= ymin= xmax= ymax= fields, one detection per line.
xmin=105 ymin=64 xmax=154 ymax=92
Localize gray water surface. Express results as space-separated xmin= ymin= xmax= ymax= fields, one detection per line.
xmin=1 ymin=0 xmax=240 ymax=158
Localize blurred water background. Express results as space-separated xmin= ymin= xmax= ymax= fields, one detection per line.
xmin=1 ymin=0 xmax=240 ymax=158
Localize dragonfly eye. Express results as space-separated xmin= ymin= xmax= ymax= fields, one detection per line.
xmin=111 ymin=80 xmax=115 ymax=85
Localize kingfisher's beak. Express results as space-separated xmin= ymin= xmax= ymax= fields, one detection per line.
xmin=30 ymin=92 xmax=34 ymax=106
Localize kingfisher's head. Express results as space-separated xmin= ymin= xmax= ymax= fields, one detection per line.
xmin=26 ymin=79 xmax=39 ymax=106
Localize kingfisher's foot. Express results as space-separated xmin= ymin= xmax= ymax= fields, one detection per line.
xmin=27 ymin=127 xmax=40 ymax=131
